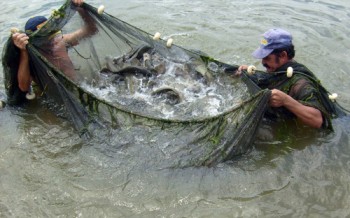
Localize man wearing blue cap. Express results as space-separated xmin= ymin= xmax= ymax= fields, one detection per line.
xmin=11 ymin=0 xmax=96 ymax=101
xmin=12 ymin=15 xmax=50 ymax=94
xmin=237 ymin=28 xmax=328 ymax=129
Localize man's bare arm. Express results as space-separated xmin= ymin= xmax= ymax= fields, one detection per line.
xmin=270 ymin=89 xmax=323 ymax=128
xmin=12 ymin=33 xmax=31 ymax=92
xmin=63 ymin=1 xmax=97 ymax=46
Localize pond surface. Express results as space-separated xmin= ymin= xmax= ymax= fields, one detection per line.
xmin=1 ymin=0 xmax=350 ymax=217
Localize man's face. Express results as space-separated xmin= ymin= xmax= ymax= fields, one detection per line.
xmin=261 ymin=53 xmax=284 ymax=73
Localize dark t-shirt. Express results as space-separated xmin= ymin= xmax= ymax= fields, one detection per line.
xmin=247 ymin=61 xmax=331 ymax=129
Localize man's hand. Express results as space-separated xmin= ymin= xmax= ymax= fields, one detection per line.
xmin=12 ymin=33 xmax=29 ymax=50
xmin=269 ymin=89 xmax=288 ymax=107
xmin=234 ymin=65 xmax=248 ymax=76
xmin=269 ymin=89 xmax=323 ymax=128
xmin=72 ymin=0 xmax=84 ymax=6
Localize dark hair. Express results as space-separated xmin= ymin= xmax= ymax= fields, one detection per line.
xmin=271 ymin=45 xmax=295 ymax=60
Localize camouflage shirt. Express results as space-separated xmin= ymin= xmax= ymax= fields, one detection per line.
xmin=247 ymin=61 xmax=333 ymax=129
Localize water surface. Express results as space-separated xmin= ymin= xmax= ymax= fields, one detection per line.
xmin=1 ymin=0 xmax=350 ymax=217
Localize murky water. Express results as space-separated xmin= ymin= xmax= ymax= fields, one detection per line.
xmin=1 ymin=0 xmax=350 ymax=217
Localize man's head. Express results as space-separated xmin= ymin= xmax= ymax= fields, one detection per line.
xmin=252 ymin=28 xmax=295 ymax=72
xmin=25 ymin=16 xmax=47 ymax=35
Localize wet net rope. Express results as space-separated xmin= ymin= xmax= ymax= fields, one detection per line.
xmin=2 ymin=1 xmax=347 ymax=167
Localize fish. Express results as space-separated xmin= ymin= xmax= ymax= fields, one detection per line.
xmin=114 ymin=66 xmax=153 ymax=78
xmin=151 ymin=86 xmax=184 ymax=105
xmin=104 ymin=55 xmax=122 ymax=72
xmin=194 ymin=64 xmax=213 ymax=83
xmin=126 ymin=43 xmax=153 ymax=60
xmin=103 ymin=44 xmax=153 ymax=73
xmin=0 ymin=100 xmax=5 ymax=109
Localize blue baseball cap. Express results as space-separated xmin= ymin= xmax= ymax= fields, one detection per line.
xmin=252 ymin=28 xmax=293 ymax=59
xmin=25 ymin=16 xmax=47 ymax=35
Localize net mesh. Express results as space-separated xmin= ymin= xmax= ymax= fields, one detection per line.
xmin=3 ymin=1 xmax=316 ymax=167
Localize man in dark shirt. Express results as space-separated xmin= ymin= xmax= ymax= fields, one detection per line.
xmin=237 ymin=28 xmax=331 ymax=129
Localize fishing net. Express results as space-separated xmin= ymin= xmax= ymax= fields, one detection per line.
xmin=5 ymin=0 xmax=332 ymax=167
